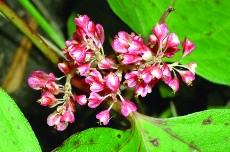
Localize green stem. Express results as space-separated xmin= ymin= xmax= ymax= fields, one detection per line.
xmin=0 ymin=0 xmax=60 ymax=65
xmin=18 ymin=0 xmax=65 ymax=49
xmin=169 ymin=100 xmax=178 ymax=117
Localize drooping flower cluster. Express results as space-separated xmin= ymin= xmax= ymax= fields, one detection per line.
xmin=28 ymin=14 xmax=196 ymax=131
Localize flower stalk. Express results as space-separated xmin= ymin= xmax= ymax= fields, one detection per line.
xmin=0 ymin=0 xmax=60 ymax=65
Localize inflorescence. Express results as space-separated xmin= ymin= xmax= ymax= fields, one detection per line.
xmin=28 ymin=15 xmax=196 ymax=131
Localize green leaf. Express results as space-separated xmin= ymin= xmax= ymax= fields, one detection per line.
xmin=67 ymin=12 xmax=78 ymax=40
xmin=0 ymin=88 xmax=41 ymax=152
xmin=133 ymin=110 xmax=230 ymax=151
xmin=53 ymin=127 xmax=133 ymax=152
xmin=107 ymin=0 xmax=230 ymax=86
xmin=54 ymin=109 xmax=230 ymax=151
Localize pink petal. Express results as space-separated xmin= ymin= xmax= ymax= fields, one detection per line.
xmin=56 ymin=122 xmax=68 ymax=131
xmin=74 ymin=94 xmax=87 ymax=106
xmin=75 ymin=15 xmax=89 ymax=29
xmin=58 ymin=62 xmax=71 ymax=74
xmin=151 ymin=64 xmax=163 ymax=79
xmin=120 ymin=96 xmax=137 ymax=117
xmin=148 ymin=34 xmax=157 ymax=45
xmin=187 ymin=62 xmax=197 ymax=74
xmin=153 ymin=23 xmax=169 ymax=45
xmin=122 ymin=53 xmax=142 ymax=65
xmin=168 ymin=77 xmax=179 ymax=93
xmin=39 ymin=91 xmax=58 ymax=107
xmin=135 ymin=81 xmax=148 ymax=97
xmin=47 ymin=112 xmax=60 ymax=127
xmin=124 ymin=71 xmax=139 ymax=87
xmin=88 ymin=92 xmax=105 ymax=108
xmin=46 ymin=81 xmax=61 ymax=95
xmin=106 ymin=73 xmax=120 ymax=92
xmin=96 ymin=108 xmax=111 ymax=125
xmin=98 ymin=58 xmax=112 ymax=69
xmin=140 ymin=67 xmax=153 ymax=83
xmin=167 ymin=33 xmax=180 ymax=48
xmin=28 ymin=77 xmax=46 ymax=90
xmin=60 ymin=109 xmax=75 ymax=123
xmin=77 ymin=62 xmax=92 ymax=76
xmin=178 ymin=70 xmax=195 ymax=86
xmin=96 ymin=24 xmax=105 ymax=45
xmin=182 ymin=38 xmax=195 ymax=58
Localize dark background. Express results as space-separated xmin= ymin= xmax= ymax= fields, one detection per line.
xmin=0 ymin=0 xmax=229 ymax=151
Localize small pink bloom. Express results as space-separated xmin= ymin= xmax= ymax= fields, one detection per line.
xmin=153 ymin=23 xmax=169 ymax=44
xmin=187 ymin=62 xmax=197 ymax=74
xmin=151 ymin=64 xmax=163 ymax=79
xmin=182 ymin=38 xmax=195 ymax=58
xmin=96 ymin=107 xmax=112 ymax=125
xmin=168 ymin=77 xmax=179 ymax=93
xmin=106 ymin=73 xmax=120 ymax=92
xmin=69 ymin=45 xmax=86 ymax=63
xmin=166 ymin=33 xmax=180 ymax=48
xmin=148 ymin=34 xmax=157 ymax=45
xmin=28 ymin=71 xmax=50 ymax=90
xmin=85 ymin=69 xmax=104 ymax=84
xmin=56 ymin=122 xmax=68 ymax=131
xmin=73 ymin=93 xmax=87 ymax=106
xmin=124 ymin=71 xmax=139 ymax=87
xmin=75 ymin=15 xmax=90 ymax=30
xmin=122 ymin=53 xmax=142 ymax=65
xmin=77 ymin=62 xmax=92 ymax=76
xmin=162 ymin=62 xmax=172 ymax=84
xmin=95 ymin=24 xmax=105 ymax=46
xmin=142 ymin=50 xmax=153 ymax=61
xmin=135 ymin=81 xmax=148 ymax=97
xmin=60 ymin=108 xmax=75 ymax=123
xmin=85 ymin=51 xmax=95 ymax=62
xmin=48 ymin=73 xmax=57 ymax=81
xmin=88 ymin=92 xmax=105 ymax=108
xmin=178 ymin=70 xmax=195 ymax=86
xmin=164 ymin=47 xmax=180 ymax=58
xmin=87 ymin=21 xmax=96 ymax=37
xmin=119 ymin=96 xmax=137 ymax=117
xmin=140 ymin=67 xmax=153 ymax=83
xmin=38 ymin=91 xmax=58 ymax=107
xmin=112 ymin=31 xmax=131 ymax=53
xmin=47 ymin=112 xmax=60 ymax=127
xmin=58 ymin=62 xmax=71 ymax=74
xmin=46 ymin=81 xmax=61 ymax=95
xmin=90 ymin=82 xmax=105 ymax=92
xmin=128 ymin=40 xmax=146 ymax=55
xmin=98 ymin=58 xmax=112 ymax=69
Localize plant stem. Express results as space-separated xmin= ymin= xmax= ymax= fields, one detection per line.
xmin=169 ymin=100 xmax=178 ymax=117
xmin=18 ymin=0 xmax=65 ymax=49
xmin=0 ymin=0 xmax=60 ymax=65
xmin=158 ymin=6 xmax=175 ymax=25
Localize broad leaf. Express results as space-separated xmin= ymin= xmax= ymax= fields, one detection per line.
xmin=0 ymin=88 xmax=41 ymax=152
xmin=107 ymin=0 xmax=230 ymax=86
xmin=54 ymin=109 xmax=230 ymax=151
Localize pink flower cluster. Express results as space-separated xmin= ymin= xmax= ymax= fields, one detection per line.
xmin=112 ymin=23 xmax=196 ymax=96
xmin=28 ymin=15 xmax=196 ymax=131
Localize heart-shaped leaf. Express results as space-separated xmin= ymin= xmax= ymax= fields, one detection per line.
xmin=54 ymin=109 xmax=230 ymax=151
xmin=107 ymin=0 xmax=230 ymax=86
xmin=0 ymin=88 xmax=41 ymax=152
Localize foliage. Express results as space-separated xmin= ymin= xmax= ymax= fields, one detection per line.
xmin=107 ymin=0 xmax=230 ymax=86
xmin=54 ymin=110 xmax=230 ymax=151
xmin=0 ymin=88 xmax=41 ymax=152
